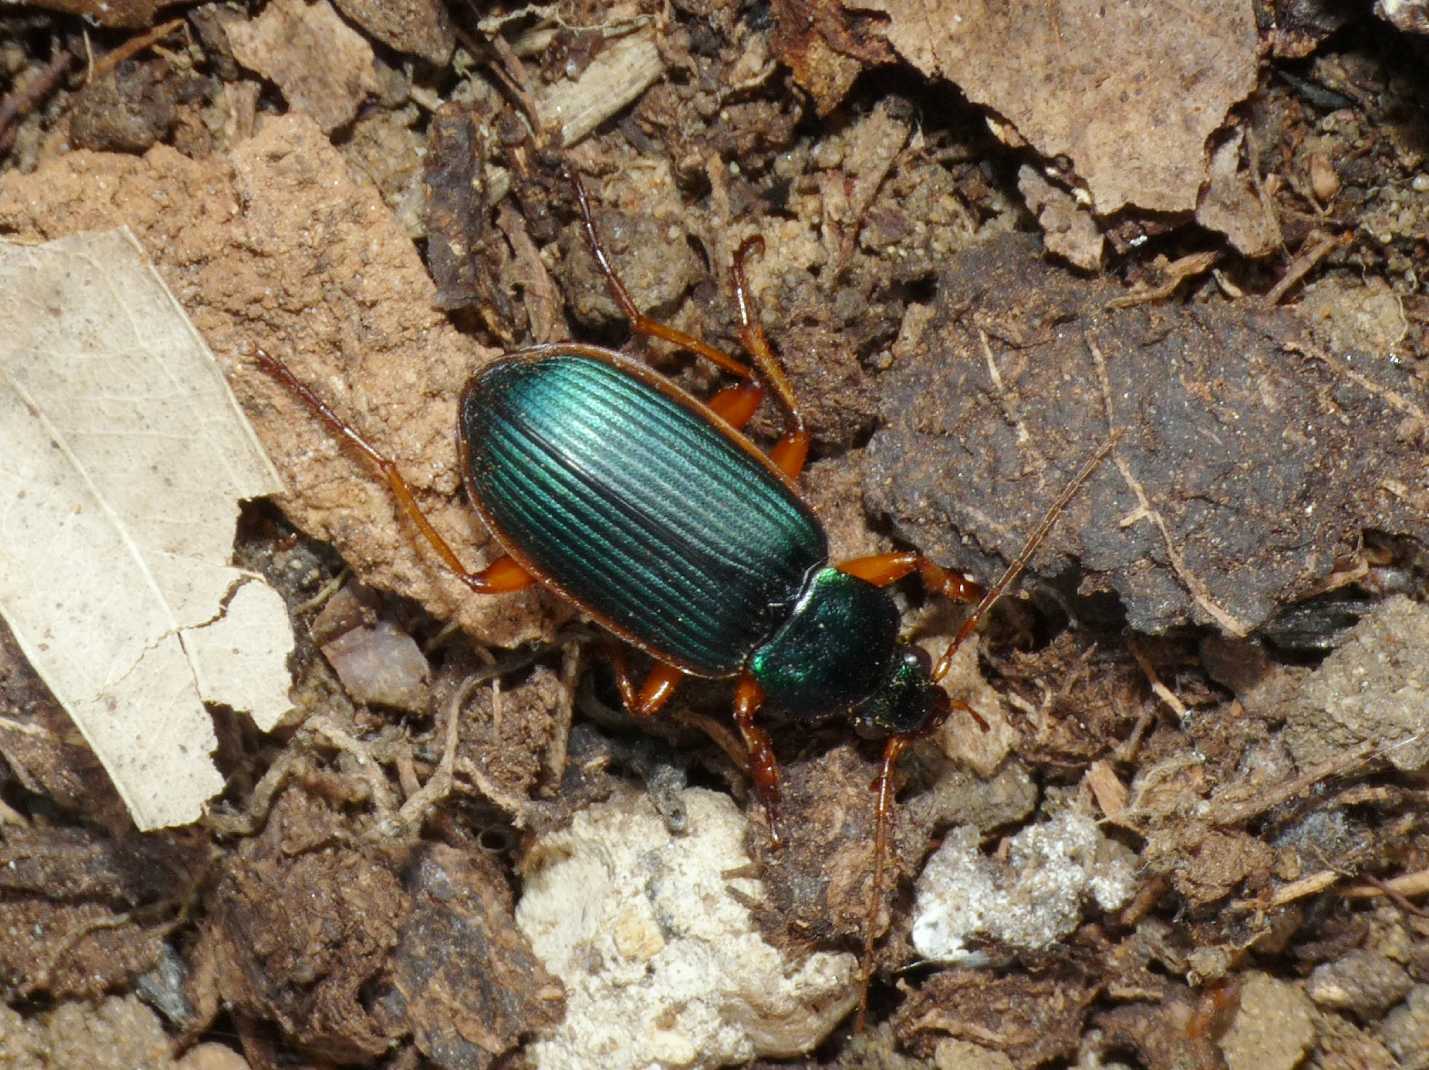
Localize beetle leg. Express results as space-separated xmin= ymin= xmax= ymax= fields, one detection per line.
xmin=731 ymin=237 xmax=810 ymax=480
xmin=836 ymin=551 xmax=985 ymax=603
xmin=569 ymin=169 xmax=755 ymax=381
xmin=706 ymin=380 xmax=765 ymax=430
xmin=857 ymin=696 xmax=979 ymax=1029
xmin=733 ymin=674 xmax=783 ymax=848
xmin=858 ymin=733 xmax=906 ymax=1029
xmin=570 ymin=169 xmax=810 ymax=478
xmin=608 ymin=649 xmax=684 ymax=718
xmin=254 ymin=349 xmax=537 ymax=596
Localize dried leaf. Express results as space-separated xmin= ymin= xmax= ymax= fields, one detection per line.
xmin=862 ymin=0 xmax=1258 ymax=213
xmin=0 ymin=228 xmax=294 ymax=830
xmin=222 ymin=0 xmax=380 ymax=133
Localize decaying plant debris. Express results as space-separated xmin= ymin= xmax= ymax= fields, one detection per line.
xmin=1 ymin=2 xmax=1427 ymax=1068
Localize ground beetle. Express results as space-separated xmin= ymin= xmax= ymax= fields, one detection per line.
xmin=256 ymin=168 xmax=1109 ymax=1021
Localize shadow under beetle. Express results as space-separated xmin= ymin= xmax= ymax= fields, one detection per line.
xmin=256 ymin=168 xmax=1110 ymax=1024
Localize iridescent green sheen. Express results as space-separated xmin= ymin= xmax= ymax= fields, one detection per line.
xmin=461 ymin=350 xmax=826 ymax=676
xmin=748 ymin=567 xmax=900 ymax=718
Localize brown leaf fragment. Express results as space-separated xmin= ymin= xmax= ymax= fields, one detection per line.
xmin=894 ymin=968 xmax=1098 ymax=1069
xmin=861 ymin=0 xmax=1258 ymax=213
xmin=771 ymin=0 xmax=894 ymax=116
xmin=1017 ymin=165 xmax=1103 ymax=271
xmin=331 ymin=0 xmax=455 ymax=65
xmin=222 ymin=0 xmax=380 ymax=133
xmin=1196 ymin=130 xmax=1282 ymax=257
xmin=377 ymin=845 xmax=563 ymax=1070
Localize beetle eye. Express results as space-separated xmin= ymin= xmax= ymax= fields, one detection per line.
xmin=904 ymin=646 xmax=932 ymax=675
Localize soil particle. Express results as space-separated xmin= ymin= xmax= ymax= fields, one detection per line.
xmin=198 ymin=792 xmax=409 ymax=1061
xmin=69 ymin=60 xmax=177 ymax=153
xmin=1306 ymin=948 xmax=1414 ymax=1017
xmin=865 ymin=232 xmax=1428 ymax=636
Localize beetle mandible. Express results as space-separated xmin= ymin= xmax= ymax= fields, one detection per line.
xmin=255 ymin=167 xmax=1110 ymax=1020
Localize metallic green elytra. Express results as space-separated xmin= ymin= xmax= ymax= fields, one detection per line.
xmin=459 ymin=342 xmax=946 ymax=731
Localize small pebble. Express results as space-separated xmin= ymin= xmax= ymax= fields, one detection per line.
xmin=1307 ymin=949 xmax=1412 ymax=1016
xmin=1380 ymin=985 xmax=1429 ymax=1070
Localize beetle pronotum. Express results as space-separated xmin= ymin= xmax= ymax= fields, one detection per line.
xmin=255 ymin=167 xmax=1111 ymax=1025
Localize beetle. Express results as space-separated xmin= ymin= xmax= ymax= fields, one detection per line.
xmin=255 ymin=168 xmax=1109 ymax=1021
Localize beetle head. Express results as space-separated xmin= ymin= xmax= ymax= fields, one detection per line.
xmin=850 ymin=644 xmax=951 ymax=738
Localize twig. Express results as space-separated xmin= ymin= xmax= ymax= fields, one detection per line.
xmin=89 ymin=18 xmax=186 ymax=83
xmin=382 ymin=673 xmax=465 ymax=837
xmin=1106 ymin=251 xmax=1219 ymax=309
xmin=1259 ymin=868 xmax=1339 ymax=909
xmin=204 ymin=749 xmax=306 ymax=837
xmin=1126 ymin=638 xmax=1188 ymax=721
xmin=1341 ymin=868 xmax=1429 ymax=903
xmin=1264 ymin=232 xmax=1346 ymax=305
xmin=307 ymin=715 xmax=398 ymax=816
xmin=1355 ymin=874 xmax=1429 ymax=918
xmin=979 ymin=329 xmax=1042 ymax=463
xmin=1204 ymin=741 xmax=1376 ymax=826
xmin=0 ymin=47 xmax=75 ymax=156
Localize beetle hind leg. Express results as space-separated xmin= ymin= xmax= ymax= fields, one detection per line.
xmin=254 ymin=349 xmax=537 ymax=596
xmin=569 ymin=168 xmax=810 ymax=480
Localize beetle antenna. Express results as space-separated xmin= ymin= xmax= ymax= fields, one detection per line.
xmin=857 ymin=734 xmax=907 ymax=1030
xmin=931 ymin=431 xmax=1120 ymax=682
xmin=858 ymin=432 xmax=1119 ymax=1029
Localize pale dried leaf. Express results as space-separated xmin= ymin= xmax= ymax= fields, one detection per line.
xmin=862 ymin=0 xmax=1259 ymax=213
xmin=223 ymin=0 xmax=379 ymax=134
xmin=0 ymin=227 xmax=294 ymax=830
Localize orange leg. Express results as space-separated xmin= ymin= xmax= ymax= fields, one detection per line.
xmin=731 ymin=237 xmax=809 ymax=480
xmin=570 ymin=170 xmax=754 ymax=380
xmin=608 ymin=649 xmax=684 ymax=719
xmin=733 ymin=674 xmax=783 ymax=848
xmin=707 ymin=381 xmax=765 ymax=430
xmin=569 ymin=170 xmax=809 ymax=480
xmin=255 ymin=349 xmax=536 ymax=596
xmin=836 ymin=551 xmax=984 ymax=603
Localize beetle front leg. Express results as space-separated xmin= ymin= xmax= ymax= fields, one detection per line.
xmin=733 ymin=674 xmax=783 ymax=847
xmin=835 ymin=551 xmax=985 ymax=604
